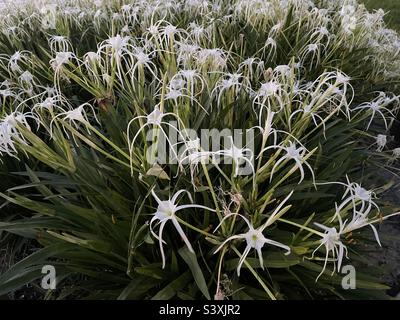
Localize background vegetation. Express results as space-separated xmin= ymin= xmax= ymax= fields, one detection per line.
xmin=363 ymin=0 xmax=400 ymax=31
xmin=0 ymin=0 xmax=399 ymax=300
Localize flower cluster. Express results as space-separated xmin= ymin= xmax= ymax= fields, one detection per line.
xmin=0 ymin=0 xmax=399 ymax=300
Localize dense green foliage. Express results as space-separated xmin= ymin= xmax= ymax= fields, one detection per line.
xmin=0 ymin=0 xmax=399 ymax=300
xmin=363 ymin=0 xmax=400 ymax=31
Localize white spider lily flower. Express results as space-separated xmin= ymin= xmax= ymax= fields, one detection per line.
xmin=177 ymin=137 xmax=210 ymax=187
xmin=45 ymin=86 xmax=58 ymax=97
xmin=318 ymin=176 xmax=379 ymax=217
xmin=2 ymin=112 xmax=35 ymax=133
xmin=334 ymin=72 xmax=353 ymax=118
xmin=112 ymin=12 xmax=122 ymax=22
xmin=8 ymin=51 xmax=22 ymax=69
xmin=32 ymin=96 xmax=64 ymax=113
xmin=83 ymin=51 xmax=102 ymax=65
xmin=179 ymin=150 xmax=211 ymax=188
xmin=0 ymin=111 xmax=38 ymax=157
xmin=342 ymin=15 xmax=358 ymax=35
xmin=48 ymin=35 xmax=72 ymax=53
xmin=150 ymin=189 xmax=215 ymax=268
xmin=214 ymin=192 xmax=293 ymax=275
xmin=253 ymin=80 xmax=285 ymax=117
xmin=169 ymin=77 xmax=186 ymax=91
xmin=342 ymin=207 xmax=400 ymax=246
xmin=160 ymin=23 xmax=186 ymax=45
xmin=50 ymin=52 xmax=74 ymax=73
xmin=269 ymin=22 xmax=283 ymax=38
xmin=211 ymin=73 xmax=248 ymax=106
xmin=300 ymin=43 xmax=323 ymax=71
xmin=312 ymin=220 xmax=348 ymax=281
xmin=50 ymin=103 xmax=99 ymax=138
xmin=188 ymin=22 xmax=211 ymax=42
xmin=82 ymin=51 xmax=103 ymax=77
xmin=98 ymin=34 xmax=131 ymax=57
xmin=178 ymin=137 xmax=207 ymax=163
xmin=340 ymin=5 xmax=356 ymax=17
xmin=18 ymin=71 xmax=35 ymax=95
xmin=352 ymin=99 xmax=395 ymax=130
xmin=238 ymin=57 xmax=264 ymax=79
xmin=257 ymin=81 xmax=281 ymax=99
xmin=147 ymin=24 xmax=160 ymax=36
xmin=309 ymin=71 xmax=353 ymax=119
xmin=0 ymin=123 xmax=19 ymax=157
xmin=289 ymin=104 xmax=326 ymax=133
xmin=127 ymin=107 xmax=185 ymax=173
xmin=215 ymin=216 xmax=291 ymax=276
xmin=121 ymin=4 xmax=139 ymax=23
xmin=8 ymin=51 xmax=29 ymax=73
xmin=392 ymin=147 xmax=400 ymax=158
xmin=375 ymin=134 xmax=387 ymax=152
xmin=120 ymin=4 xmax=132 ymax=12
xmin=340 ymin=205 xmax=382 ymax=247
xmin=261 ymin=37 xmax=277 ymax=62
xmin=162 ymin=85 xmax=207 ymax=112
xmin=310 ymin=26 xmax=331 ymax=47
xmin=196 ymin=48 xmax=227 ymax=71
xmin=18 ymin=70 xmax=34 ymax=85
xmin=179 ymin=135 xmax=254 ymax=183
xmin=164 ymin=87 xmax=185 ymax=101
xmin=260 ymin=141 xmax=315 ymax=185
xmin=121 ymin=25 xmax=130 ymax=34
xmin=273 ymin=65 xmax=292 ymax=79
xmin=215 ymin=137 xmax=254 ymax=177
xmin=171 ymin=69 xmax=205 ymax=96
xmin=175 ymin=42 xmax=200 ymax=67
xmin=187 ymin=0 xmax=211 ymax=14
xmin=130 ymin=47 xmax=159 ymax=80
xmin=0 ymin=89 xmax=15 ymax=99
xmin=309 ymin=42 xmax=320 ymax=52
xmin=314 ymin=206 xmax=400 ymax=281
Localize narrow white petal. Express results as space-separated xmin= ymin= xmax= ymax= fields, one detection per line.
xmin=257 ymin=247 xmax=264 ymax=270
xmin=151 ymin=188 xmax=162 ymax=205
xmin=264 ymin=238 xmax=291 ymax=255
xmin=214 ymin=235 xmax=244 ymax=254
xmin=369 ymin=224 xmax=382 ymax=247
xmin=171 ymin=189 xmax=191 ymax=204
xmin=172 ymin=218 xmax=193 ymax=252
xmin=213 ymin=213 xmax=252 ymax=232
xmin=316 ymin=249 xmax=329 ymax=282
xmin=237 ymin=245 xmax=251 ymax=276
xmin=176 ymin=204 xmax=215 ymax=212
xmin=159 ymin=221 xmax=167 ymax=269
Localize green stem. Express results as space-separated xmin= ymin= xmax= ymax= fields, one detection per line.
xmin=176 ymin=216 xmax=218 ymax=239
xmin=278 ymin=218 xmax=323 ymax=236
xmin=201 ymin=162 xmax=224 ymax=229
xmin=232 ymin=246 xmax=276 ymax=300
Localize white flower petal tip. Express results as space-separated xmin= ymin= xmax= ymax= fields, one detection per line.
xmin=149 ymin=189 xmax=214 ymax=266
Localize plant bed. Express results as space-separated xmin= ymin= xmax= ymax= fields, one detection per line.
xmin=0 ymin=0 xmax=399 ymax=300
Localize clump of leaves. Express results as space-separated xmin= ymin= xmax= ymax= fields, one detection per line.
xmin=0 ymin=0 xmax=400 ymax=300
